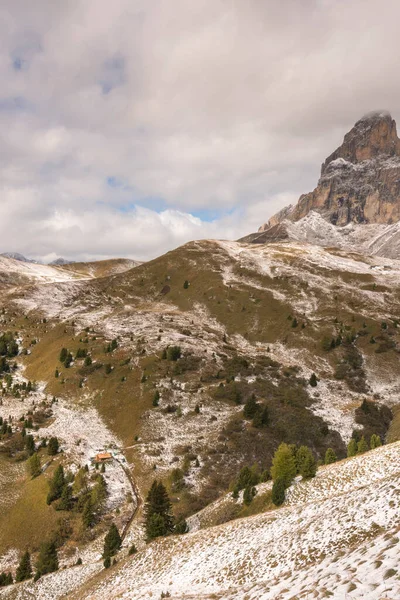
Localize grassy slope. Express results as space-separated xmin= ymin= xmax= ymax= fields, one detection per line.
xmin=2 ymin=239 xmax=400 ymax=559
xmin=64 ymin=441 xmax=400 ymax=600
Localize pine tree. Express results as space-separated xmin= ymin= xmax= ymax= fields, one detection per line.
xmin=152 ymin=390 xmax=160 ymax=407
xmin=291 ymin=317 xmax=298 ymax=328
xmin=166 ymin=346 xmax=181 ymax=361
xmin=47 ymin=465 xmax=65 ymax=505
xmin=91 ymin=474 xmax=107 ymax=509
xmin=183 ymin=280 xmax=189 ymax=289
xmin=57 ymin=484 xmax=73 ymax=511
xmin=175 ymin=518 xmax=189 ymax=534
xmin=82 ymin=499 xmax=95 ymax=529
xmin=0 ymin=572 xmax=13 ymax=587
xmin=243 ymin=394 xmax=258 ymax=419
xmin=324 ymin=448 xmax=337 ymax=465
xmin=357 ymin=435 xmax=369 ymax=454
xmin=243 ymin=485 xmax=256 ymax=506
xmin=48 ymin=437 xmax=59 ymax=455
xmin=309 ymin=373 xmax=318 ymax=387
xmin=144 ymin=480 xmax=175 ymax=540
xmin=16 ymin=551 xmax=32 ymax=582
xmin=347 ymin=438 xmax=358 ymax=457
xmin=296 ymin=446 xmax=317 ymax=479
xmin=272 ymin=477 xmax=286 ymax=506
xmin=236 ymin=465 xmax=260 ymax=490
xmin=64 ymin=352 xmax=73 ymax=368
xmin=370 ymin=434 xmax=382 ymax=449
xmin=35 ymin=542 xmax=58 ymax=578
xmin=252 ymin=404 xmax=269 ymax=428
xmin=103 ymin=523 xmax=122 ymax=559
xmin=25 ymin=434 xmax=35 ymax=456
xmin=27 ymin=453 xmax=41 ymax=478
xmin=103 ymin=556 xmax=111 ymax=569
xmin=270 ymin=443 xmax=297 ymax=486
xmin=59 ymin=348 xmax=68 ymax=363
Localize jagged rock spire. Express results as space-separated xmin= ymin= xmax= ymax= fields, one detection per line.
xmin=260 ymin=111 xmax=400 ymax=229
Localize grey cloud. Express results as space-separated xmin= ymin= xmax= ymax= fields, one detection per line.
xmin=0 ymin=0 xmax=399 ymax=261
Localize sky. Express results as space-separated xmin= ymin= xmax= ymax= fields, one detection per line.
xmin=1 ymin=0 xmax=400 ymax=263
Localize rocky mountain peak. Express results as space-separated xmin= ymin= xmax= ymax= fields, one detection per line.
xmin=322 ymin=111 xmax=400 ymax=173
xmin=259 ymin=111 xmax=400 ymax=230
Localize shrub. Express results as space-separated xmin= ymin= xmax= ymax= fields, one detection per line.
xmin=166 ymin=346 xmax=181 ymax=361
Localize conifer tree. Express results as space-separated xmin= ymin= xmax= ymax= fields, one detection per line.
xmin=243 ymin=485 xmax=256 ymax=506
xmin=243 ymin=394 xmax=258 ymax=419
xmin=296 ymin=446 xmax=317 ymax=479
xmin=25 ymin=434 xmax=35 ymax=456
xmin=103 ymin=523 xmax=122 ymax=560
xmin=16 ymin=551 xmax=32 ymax=582
xmin=272 ymin=477 xmax=286 ymax=506
xmin=82 ymin=499 xmax=95 ymax=529
xmin=309 ymin=373 xmax=318 ymax=387
xmin=253 ymin=405 xmax=269 ymax=428
xmin=59 ymin=348 xmax=68 ymax=363
xmin=47 ymin=465 xmax=65 ymax=505
xmin=152 ymin=390 xmax=160 ymax=407
xmin=270 ymin=443 xmax=297 ymax=486
xmin=347 ymin=438 xmax=357 ymax=457
xmin=35 ymin=542 xmax=58 ymax=579
xmin=57 ymin=484 xmax=73 ymax=511
xmin=175 ymin=518 xmax=189 ymax=534
xmin=357 ymin=435 xmax=368 ymax=454
xmin=324 ymin=448 xmax=337 ymax=465
xmin=370 ymin=434 xmax=382 ymax=449
xmin=236 ymin=465 xmax=260 ymax=490
xmin=27 ymin=452 xmax=41 ymax=478
xmin=144 ymin=480 xmax=175 ymax=540
xmin=91 ymin=474 xmax=107 ymax=509
xmin=48 ymin=436 xmax=59 ymax=456
xmin=0 ymin=572 xmax=13 ymax=587
xmin=64 ymin=352 xmax=73 ymax=368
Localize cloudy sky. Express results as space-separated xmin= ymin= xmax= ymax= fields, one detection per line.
xmin=1 ymin=0 xmax=400 ymax=262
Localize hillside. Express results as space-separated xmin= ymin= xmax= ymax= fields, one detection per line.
xmin=1 ymin=441 xmax=398 ymax=599
xmin=1 ymin=236 xmax=400 ymax=597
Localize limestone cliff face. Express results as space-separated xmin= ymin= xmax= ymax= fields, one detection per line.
xmin=260 ymin=111 xmax=400 ymax=230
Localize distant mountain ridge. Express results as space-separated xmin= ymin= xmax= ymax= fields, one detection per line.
xmin=0 ymin=252 xmax=38 ymax=263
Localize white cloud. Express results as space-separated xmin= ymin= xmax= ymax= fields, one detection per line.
xmin=0 ymin=0 xmax=399 ymax=261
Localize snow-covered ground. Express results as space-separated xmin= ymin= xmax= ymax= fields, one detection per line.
xmin=0 ymin=255 xmax=88 ymax=284
xmin=7 ymin=441 xmax=396 ymax=600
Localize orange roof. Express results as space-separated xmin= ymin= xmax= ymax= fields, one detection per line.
xmin=95 ymin=452 xmax=112 ymax=461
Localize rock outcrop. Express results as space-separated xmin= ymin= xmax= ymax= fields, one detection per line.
xmin=260 ymin=111 xmax=400 ymax=230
